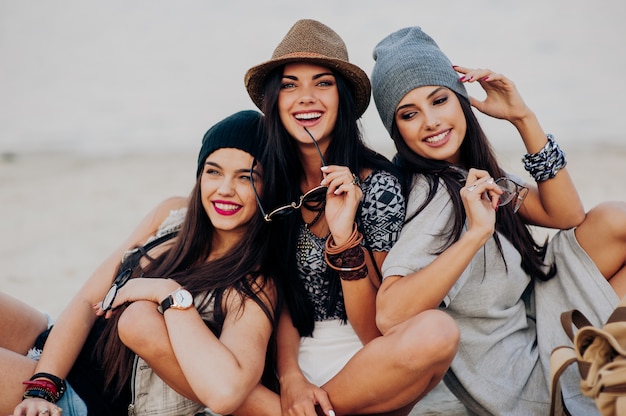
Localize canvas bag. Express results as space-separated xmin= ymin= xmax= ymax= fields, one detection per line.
xmin=550 ymin=296 xmax=626 ymax=416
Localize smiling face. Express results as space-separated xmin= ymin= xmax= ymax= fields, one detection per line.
xmin=199 ymin=147 xmax=259 ymax=234
xmin=395 ymin=86 xmax=467 ymax=164
xmin=277 ymin=62 xmax=339 ymax=147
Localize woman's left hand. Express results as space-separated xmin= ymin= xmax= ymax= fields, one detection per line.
xmin=11 ymin=398 xmax=63 ymax=416
xmin=454 ymin=66 xmax=532 ymax=123
xmin=93 ymin=277 xmax=180 ymax=318
xmin=320 ymin=165 xmax=362 ymax=245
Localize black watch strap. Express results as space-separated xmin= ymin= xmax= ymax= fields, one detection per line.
xmin=158 ymin=295 xmax=174 ymax=314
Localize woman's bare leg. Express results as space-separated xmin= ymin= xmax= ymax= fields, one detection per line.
xmin=322 ymin=309 xmax=459 ymax=415
xmin=231 ymin=383 xmax=281 ymax=416
xmin=0 ymin=292 xmax=48 ymax=412
xmin=574 ymin=201 xmax=626 ymax=297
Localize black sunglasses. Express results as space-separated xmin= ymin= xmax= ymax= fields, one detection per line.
xmin=101 ymin=268 xmax=135 ymax=311
xmin=251 ymin=127 xmax=328 ymax=222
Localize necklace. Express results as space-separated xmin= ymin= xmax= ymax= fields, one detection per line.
xmin=304 ymin=207 xmax=324 ymax=229
xmin=296 ymin=203 xmax=326 ymax=263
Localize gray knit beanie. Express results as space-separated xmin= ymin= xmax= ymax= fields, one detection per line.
xmin=196 ymin=110 xmax=264 ymax=177
xmin=371 ymin=26 xmax=469 ymax=135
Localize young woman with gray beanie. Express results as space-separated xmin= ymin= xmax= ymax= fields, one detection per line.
xmin=371 ymin=26 xmax=626 ymax=415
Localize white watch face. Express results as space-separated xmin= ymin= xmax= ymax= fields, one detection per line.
xmin=173 ymin=289 xmax=193 ymax=308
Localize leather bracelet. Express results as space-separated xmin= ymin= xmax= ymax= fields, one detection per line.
xmin=325 ymin=223 xmax=362 ymax=254
xmin=23 ymin=387 xmax=57 ymax=403
xmin=325 ymin=245 xmax=368 ymax=280
xmin=325 ymin=223 xmax=368 ymax=280
xmin=29 ymin=372 xmax=66 ymax=401
xmin=23 ymin=379 xmax=58 ymax=397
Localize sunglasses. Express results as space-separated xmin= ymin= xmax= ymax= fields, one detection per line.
xmin=101 ymin=268 xmax=135 ymax=312
xmin=251 ymin=127 xmax=328 ymax=222
xmin=446 ymin=166 xmax=528 ymax=213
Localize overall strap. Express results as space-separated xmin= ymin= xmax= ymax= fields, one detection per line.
xmin=116 ymin=231 xmax=180 ymax=283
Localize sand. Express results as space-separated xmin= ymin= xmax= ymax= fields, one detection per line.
xmin=1 ymin=147 xmax=625 ymax=414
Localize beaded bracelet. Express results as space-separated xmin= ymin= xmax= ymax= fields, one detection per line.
xmin=325 ymin=223 xmax=368 ymax=281
xmin=522 ymin=134 xmax=567 ymax=182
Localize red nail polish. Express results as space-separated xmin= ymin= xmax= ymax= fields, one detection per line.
xmin=481 ymin=76 xmax=489 ymax=81
xmin=459 ymin=76 xmax=466 ymax=82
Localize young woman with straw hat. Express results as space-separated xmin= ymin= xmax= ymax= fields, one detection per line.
xmin=237 ymin=19 xmax=459 ymax=416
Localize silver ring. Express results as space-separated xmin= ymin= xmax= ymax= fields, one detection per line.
xmin=39 ymin=410 xmax=50 ymax=415
xmin=467 ymin=184 xmax=477 ymax=192
xmin=351 ymin=173 xmax=360 ymax=186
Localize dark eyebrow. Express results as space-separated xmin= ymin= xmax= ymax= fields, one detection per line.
xmin=313 ymin=72 xmax=334 ymax=79
xmin=204 ymin=161 xmax=254 ymax=174
xmin=395 ymin=86 xmax=448 ymax=114
xmin=282 ymin=72 xmax=335 ymax=81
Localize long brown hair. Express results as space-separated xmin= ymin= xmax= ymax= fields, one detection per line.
xmin=96 ymin=170 xmax=278 ymax=395
xmin=391 ymin=92 xmax=555 ymax=282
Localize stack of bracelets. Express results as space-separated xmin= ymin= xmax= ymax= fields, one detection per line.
xmin=324 ymin=222 xmax=368 ymax=281
xmin=522 ymin=134 xmax=567 ymax=182
xmin=22 ymin=372 xmax=66 ymax=404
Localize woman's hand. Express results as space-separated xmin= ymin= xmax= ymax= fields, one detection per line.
xmin=454 ymin=66 xmax=533 ymax=123
xmin=460 ymin=168 xmax=500 ymax=240
xmin=93 ymin=277 xmax=180 ymax=318
xmin=11 ymin=397 xmax=62 ymax=416
xmin=279 ymin=373 xmax=335 ymax=416
xmin=320 ymin=165 xmax=362 ymax=246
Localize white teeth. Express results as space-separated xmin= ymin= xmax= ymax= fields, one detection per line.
xmin=295 ymin=112 xmax=321 ymax=120
xmin=425 ymin=131 xmax=448 ymax=143
xmin=215 ymin=203 xmax=239 ymax=211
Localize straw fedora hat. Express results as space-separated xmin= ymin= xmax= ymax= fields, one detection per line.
xmin=245 ymin=19 xmax=371 ymax=117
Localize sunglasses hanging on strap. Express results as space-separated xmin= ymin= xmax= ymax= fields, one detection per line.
xmin=101 ymin=231 xmax=179 ymax=311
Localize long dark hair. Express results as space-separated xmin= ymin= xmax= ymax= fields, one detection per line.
xmin=260 ymin=66 xmax=400 ymax=336
xmin=97 ymin=168 xmax=278 ymax=395
xmin=391 ymin=91 xmax=555 ymax=282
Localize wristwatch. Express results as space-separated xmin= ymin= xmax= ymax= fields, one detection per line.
xmin=157 ymin=287 xmax=193 ymax=314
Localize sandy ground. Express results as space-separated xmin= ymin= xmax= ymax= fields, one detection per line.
xmin=1 ymin=147 xmax=625 ymax=414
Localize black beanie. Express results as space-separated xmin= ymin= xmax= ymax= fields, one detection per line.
xmin=196 ymin=110 xmax=265 ymax=177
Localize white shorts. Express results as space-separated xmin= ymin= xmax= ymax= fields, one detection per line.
xmin=298 ymin=319 xmax=363 ymax=386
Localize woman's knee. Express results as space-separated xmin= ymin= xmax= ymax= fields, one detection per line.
xmin=576 ymin=201 xmax=626 ymax=250
xmin=390 ymin=310 xmax=459 ymax=368
xmin=584 ymin=201 xmax=626 ymax=236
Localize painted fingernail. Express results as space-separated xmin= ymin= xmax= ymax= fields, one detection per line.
xmin=459 ymin=76 xmax=466 ymax=82
xmin=329 ymin=411 xmax=336 ymax=416
xmin=320 ymin=166 xmax=328 ymax=171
